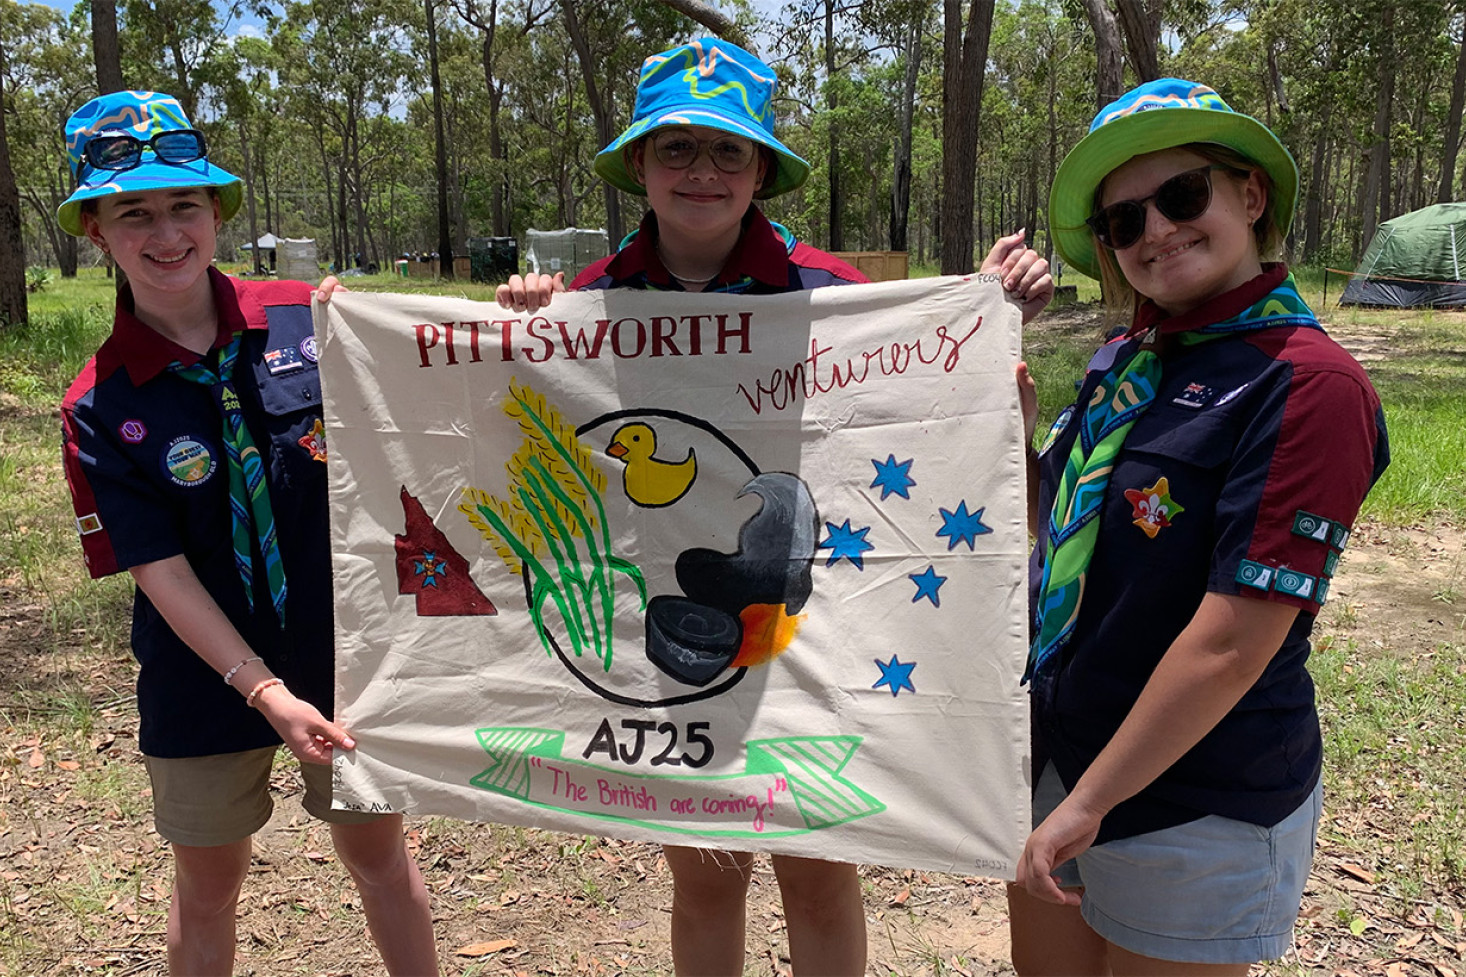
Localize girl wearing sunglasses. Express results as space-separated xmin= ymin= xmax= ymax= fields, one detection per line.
xmin=1009 ymin=78 xmax=1390 ymax=975
xmin=56 ymin=91 xmax=438 ymax=976
xmin=491 ymin=38 xmax=1050 ymax=975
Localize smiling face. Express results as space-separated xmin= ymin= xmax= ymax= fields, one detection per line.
xmin=81 ymin=187 xmax=221 ymax=303
xmin=631 ymin=125 xmax=769 ymax=249
xmin=1099 ymin=147 xmax=1267 ymax=317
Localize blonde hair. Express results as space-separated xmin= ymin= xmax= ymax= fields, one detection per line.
xmin=1095 ymin=143 xmax=1286 ymax=328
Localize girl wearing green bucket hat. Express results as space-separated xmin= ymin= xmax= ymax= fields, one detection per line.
xmin=1010 ymin=78 xmax=1388 ymax=975
xmin=489 ymin=37 xmax=1051 ymax=975
xmin=57 ymin=91 xmax=438 ymax=976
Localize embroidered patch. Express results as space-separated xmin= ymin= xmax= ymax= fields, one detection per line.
xmin=1038 ymin=406 xmax=1073 ymax=456
xmin=1236 ymin=559 xmax=1274 ymax=591
xmin=1214 ymin=382 xmax=1249 ymax=406
xmin=298 ymin=418 xmax=327 ymax=462
xmin=1315 ymin=578 xmax=1331 ymax=603
xmin=162 ymin=436 xmax=216 ymax=487
xmin=1323 ymin=550 xmax=1340 ymax=577
xmin=299 ymin=336 xmax=319 ymax=363
xmin=118 ymin=419 xmax=148 ymax=444
xmin=264 ymin=345 xmax=305 ymax=375
xmin=76 ymin=513 xmax=103 ymax=535
xmin=1274 ymin=568 xmax=1317 ymax=600
xmin=1123 ymin=476 xmax=1184 ymax=538
xmin=1330 ymin=523 xmax=1350 ymax=550
xmin=1171 ymin=381 xmax=1215 ymax=409
xmin=1292 ymin=510 xmax=1332 ymax=543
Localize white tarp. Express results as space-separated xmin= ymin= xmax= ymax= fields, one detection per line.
xmin=316 ymin=276 xmax=1030 ymax=875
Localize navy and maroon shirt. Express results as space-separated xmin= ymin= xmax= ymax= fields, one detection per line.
xmin=571 ymin=207 xmax=868 ymax=293
xmin=61 ymin=269 xmax=333 ymax=758
xmin=1031 ymin=264 xmax=1389 ymax=843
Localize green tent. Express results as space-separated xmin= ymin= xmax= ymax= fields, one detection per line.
xmin=1341 ymin=202 xmax=1466 ymax=307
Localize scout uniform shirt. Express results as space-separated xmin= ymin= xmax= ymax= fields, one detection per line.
xmin=62 ymin=270 xmax=332 ymax=758
xmin=1031 ymin=265 xmax=1390 ymax=844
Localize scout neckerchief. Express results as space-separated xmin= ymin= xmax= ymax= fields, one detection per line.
xmin=170 ymin=334 xmax=288 ymax=626
xmin=1025 ymin=270 xmax=1321 ymax=683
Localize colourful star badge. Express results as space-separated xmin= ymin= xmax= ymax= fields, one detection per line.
xmin=1123 ymin=476 xmax=1184 ymax=538
xmin=414 ymin=550 xmax=448 ymax=587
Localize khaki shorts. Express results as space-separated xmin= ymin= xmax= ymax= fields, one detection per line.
xmin=144 ymin=746 xmax=382 ymax=847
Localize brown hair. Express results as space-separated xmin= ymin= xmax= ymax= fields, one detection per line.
xmin=1094 ymin=143 xmax=1286 ymax=328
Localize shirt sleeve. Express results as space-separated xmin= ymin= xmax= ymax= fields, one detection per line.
xmin=1210 ymin=363 xmax=1386 ymax=613
xmin=61 ymin=401 xmax=187 ymax=579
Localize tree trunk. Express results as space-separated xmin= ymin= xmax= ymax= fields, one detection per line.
xmin=652 ymin=0 xmax=748 ymax=47
xmin=939 ymin=0 xmax=995 ymax=274
xmin=1438 ymin=11 xmax=1466 ymax=203
xmin=890 ymin=16 xmax=920 ymax=252
xmin=1078 ymin=0 xmax=1123 ymax=110
xmin=1360 ymin=4 xmax=1395 ymax=251
xmin=238 ymin=126 xmax=262 ymax=274
xmin=0 ymin=43 xmax=27 ymax=329
xmin=824 ymin=0 xmax=843 ymax=251
xmin=1302 ymin=102 xmax=1331 ymax=262
xmin=91 ymin=0 xmax=124 ymax=93
xmin=562 ymin=0 xmax=621 ymax=243
xmin=1114 ymin=0 xmax=1160 ymax=82
xmin=426 ymin=0 xmax=454 ymax=278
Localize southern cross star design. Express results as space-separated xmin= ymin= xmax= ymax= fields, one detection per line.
xmin=909 ymin=565 xmax=946 ymax=607
xmin=414 ymin=550 xmax=447 ymax=588
xmin=936 ymin=501 xmax=992 ymax=551
xmin=869 ymin=454 xmax=916 ymax=501
xmin=818 ymin=518 xmax=875 ymax=570
xmin=872 ymin=654 xmax=917 ymax=697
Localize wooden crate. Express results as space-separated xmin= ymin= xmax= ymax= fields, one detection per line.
xmin=831 ymin=251 xmax=909 ymax=282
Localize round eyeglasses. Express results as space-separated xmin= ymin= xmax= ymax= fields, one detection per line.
xmin=649 ymin=129 xmax=757 ymax=174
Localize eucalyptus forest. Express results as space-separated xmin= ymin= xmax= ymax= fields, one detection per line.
xmin=0 ymin=0 xmax=1463 ymax=323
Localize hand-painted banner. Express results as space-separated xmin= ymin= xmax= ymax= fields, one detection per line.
xmin=318 ymin=276 xmax=1030 ymax=876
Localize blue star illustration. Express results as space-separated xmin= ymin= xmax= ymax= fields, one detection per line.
xmin=869 ymin=454 xmax=916 ymax=501
xmin=872 ymin=655 xmax=917 ymax=697
xmin=909 ymin=565 xmax=947 ymax=607
xmin=414 ymin=550 xmax=447 ymax=588
xmin=936 ymin=501 xmax=992 ymax=551
xmin=818 ymin=518 xmax=874 ymax=570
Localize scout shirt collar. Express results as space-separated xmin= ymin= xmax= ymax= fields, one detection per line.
xmin=1129 ymin=262 xmax=1289 ymax=339
xmin=606 ymin=206 xmax=793 ymax=288
xmin=98 ymin=267 xmax=263 ymax=385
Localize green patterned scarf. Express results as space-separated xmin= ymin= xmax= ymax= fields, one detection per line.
xmin=171 ymin=334 xmax=289 ymax=626
xmin=1026 ymin=272 xmax=1319 ymax=682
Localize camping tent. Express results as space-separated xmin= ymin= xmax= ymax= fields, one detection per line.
xmin=277 ymin=238 xmax=319 ymax=281
xmin=1341 ymin=203 xmax=1466 ymax=307
xmin=524 ymin=228 xmax=609 ymax=283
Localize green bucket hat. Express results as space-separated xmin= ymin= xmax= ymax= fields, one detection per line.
xmin=58 ymin=90 xmax=243 ymax=237
xmin=1049 ymin=78 xmax=1298 ymax=280
xmin=594 ymin=38 xmax=809 ymax=200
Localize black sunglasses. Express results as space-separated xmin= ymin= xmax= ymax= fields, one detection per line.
xmin=649 ymin=129 xmax=757 ymax=174
xmin=81 ymin=129 xmax=209 ymax=176
xmin=1087 ymin=164 xmax=1248 ymax=250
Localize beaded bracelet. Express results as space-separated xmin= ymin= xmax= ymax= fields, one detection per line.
xmin=246 ymin=677 xmax=285 ymax=708
xmin=222 ymin=656 xmax=263 ymax=686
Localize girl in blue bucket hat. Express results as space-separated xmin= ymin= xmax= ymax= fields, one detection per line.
xmin=492 ymin=37 xmax=1052 ymax=975
xmin=57 ymin=91 xmax=438 ymax=976
xmin=1010 ymin=78 xmax=1389 ymax=975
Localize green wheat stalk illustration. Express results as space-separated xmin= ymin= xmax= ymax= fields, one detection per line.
xmin=459 ymin=380 xmax=646 ymax=670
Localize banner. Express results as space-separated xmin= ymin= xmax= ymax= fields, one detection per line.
xmin=318 ymin=275 xmax=1030 ymax=875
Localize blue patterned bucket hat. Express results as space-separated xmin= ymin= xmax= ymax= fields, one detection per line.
xmin=1049 ymin=78 xmax=1298 ymax=280
xmin=58 ymin=91 xmax=243 ymax=237
xmin=594 ymin=38 xmax=809 ymax=200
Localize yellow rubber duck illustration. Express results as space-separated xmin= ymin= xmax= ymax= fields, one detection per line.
xmin=606 ymin=422 xmax=697 ymax=507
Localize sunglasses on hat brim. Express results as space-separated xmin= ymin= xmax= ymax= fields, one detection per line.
xmin=80 ymin=129 xmax=209 ymax=178
xmin=1086 ymin=164 xmax=1251 ymax=251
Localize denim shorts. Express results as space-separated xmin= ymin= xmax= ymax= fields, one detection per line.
xmin=1033 ymin=762 xmax=1321 ymax=964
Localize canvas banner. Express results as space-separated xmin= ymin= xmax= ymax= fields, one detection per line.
xmin=317 ymin=275 xmax=1030 ymax=876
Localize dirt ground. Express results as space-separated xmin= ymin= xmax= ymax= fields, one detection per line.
xmin=2 ymin=305 xmax=1463 ymax=976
